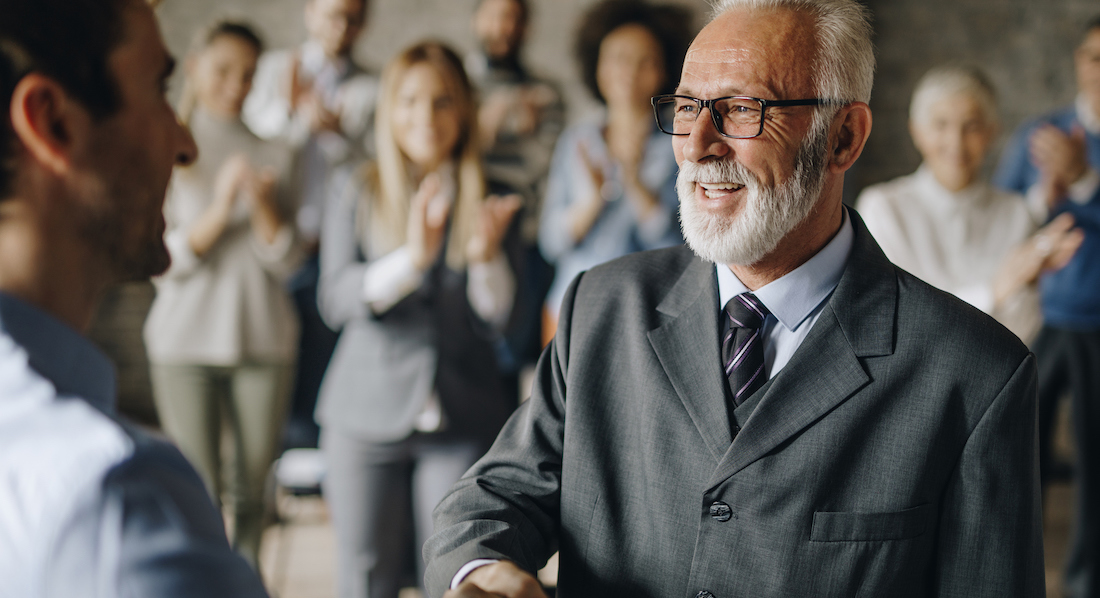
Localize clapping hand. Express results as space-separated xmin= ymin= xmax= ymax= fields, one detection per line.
xmin=467 ymin=194 xmax=522 ymax=263
xmin=408 ymin=173 xmax=451 ymax=270
xmin=1030 ymin=124 xmax=1088 ymax=207
xmin=243 ymin=166 xmax=283 ymax=244
xmin=993 ymin=213 xmax=1085 ymax=305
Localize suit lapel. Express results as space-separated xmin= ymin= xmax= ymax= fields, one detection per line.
xmin=706 ymin=211 xmax=898 ymax=490
xmin=647 ymin=256 xmax=733 ymax=461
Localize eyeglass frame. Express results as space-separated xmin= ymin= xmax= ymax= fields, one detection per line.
xmin=650 ymin=94 xmax=832 ymax=139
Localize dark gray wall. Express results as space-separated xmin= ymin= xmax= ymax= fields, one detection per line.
xmin=154 ymin=0 xmax=1098 ymax=194
xmin=155 ymin=0 xmax=710 ymax=127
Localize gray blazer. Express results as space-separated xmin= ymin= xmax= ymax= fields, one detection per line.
xmin=424 ymin=211 xmax=1044 ymax=597
xmin=314 ymin=170 xmax=512 ymax=444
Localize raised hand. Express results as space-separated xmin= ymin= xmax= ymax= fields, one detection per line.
xmin=408 ymin=173 xmax=450 ymax=270
xmin=467 ymin=194 xmax=522 ymax=263
xmin=568 ymin=141 xmax=610 ymax=243
xmin=1029 ymin=124 xmax=1088 ymax=190
xmin=188 ymin=154 xmax=251 ymax=257
xmin=244 ymin=166 xmax=283 ymax=244
xmin=992 ymin=213 xmax=1085 ymax=305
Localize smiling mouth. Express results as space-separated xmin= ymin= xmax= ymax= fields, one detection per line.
xmin=698 ymin=182 xmax=746 ymax=199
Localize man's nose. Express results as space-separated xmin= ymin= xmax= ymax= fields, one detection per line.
xmin=680 ymin=107 xmax=731 ymax=164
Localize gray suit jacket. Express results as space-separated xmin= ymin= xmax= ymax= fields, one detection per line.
xmin=424 ymin=212 xmax=1043 ymax=597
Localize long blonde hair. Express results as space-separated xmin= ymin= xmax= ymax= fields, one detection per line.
xmin=365 ymin=41 xmax=484 ymax=271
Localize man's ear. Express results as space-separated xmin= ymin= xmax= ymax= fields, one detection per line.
xmin=827 ymin=101 xmax=872 ymax=174
xmin=8 ymin=73 xmax=91 ymax=175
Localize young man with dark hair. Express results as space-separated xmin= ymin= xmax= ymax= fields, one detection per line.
xmin=0 ymin=0 xmax=268 ymax=595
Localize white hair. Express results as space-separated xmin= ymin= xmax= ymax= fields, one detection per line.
xmin=909 ymin=65 xmax=998 ymax=127
xmin=708 ymin=0 xmax=875 ymax=104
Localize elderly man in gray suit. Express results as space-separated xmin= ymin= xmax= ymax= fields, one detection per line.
xmin=423 ymin=0 xmax=1045 ymax=596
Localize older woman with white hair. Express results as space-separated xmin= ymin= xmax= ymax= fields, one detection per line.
xmin=857 ymin=65 xmax=1082 ymax=342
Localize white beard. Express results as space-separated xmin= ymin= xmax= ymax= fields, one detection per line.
xmin=677 ymin=124 xmax=831 ymax=266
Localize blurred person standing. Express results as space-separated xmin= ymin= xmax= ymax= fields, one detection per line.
xmin=466 ymin=0 xmax=564 ymax=241
xmin=316 ymin=41 xmax=520 ymax=598
xmin=243 ymin=0 xmax=377 ymax=449
xmin=466 ymin=0 xmax=564 ymax=385
xmin=858 ymin=66 xmax=1082 ymax=343
xmin=538 ymin=0 xmax=690 ymax=324
xmin=995 ymin=16 xmax=1100 ymax=598
xmin=144 ymin=20 xmax=303 ymax=570
xmin=0 ymin=0 xmax=267 ymax=595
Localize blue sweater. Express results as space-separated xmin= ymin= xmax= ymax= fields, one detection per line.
xmin=994 ymin=105 xmax=1100 ymax=330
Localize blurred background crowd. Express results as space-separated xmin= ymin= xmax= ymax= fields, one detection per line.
xmin=85 ymin=0 xmax=1100 ymax=596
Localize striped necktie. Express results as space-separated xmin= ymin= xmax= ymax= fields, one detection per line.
xmin=721 ymin=292 xmax=770 ymax=405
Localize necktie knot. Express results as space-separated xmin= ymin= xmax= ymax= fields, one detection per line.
xmin=724 ymin=293 xmax=769 ymax=331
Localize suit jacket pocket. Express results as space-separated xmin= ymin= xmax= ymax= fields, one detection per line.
xmin=810 ymin=504 xmax=931 ymax=542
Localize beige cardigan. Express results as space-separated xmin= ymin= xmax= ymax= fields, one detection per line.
xmin=144 ymin=108 xmax=303 ymax=365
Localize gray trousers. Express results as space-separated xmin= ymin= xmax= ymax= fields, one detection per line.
xmin=150 ymin=362 xmax=293 ymax=568
xmin=320 ymin=428 xmax=480 ymax=598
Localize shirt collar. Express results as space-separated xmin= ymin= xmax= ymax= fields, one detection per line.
xmin=1076 ymin=94 xmax=1100 ymax=135
xmin=0 ymin=292 xmax=116 ymax=415
xmin=716 ymin=207 xmax=853 ymax=331
xmin=913 ymin=164 xmax=990 ymax=212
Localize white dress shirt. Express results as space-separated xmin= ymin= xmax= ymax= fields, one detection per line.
xmin=857 ymin=165 xmax=1042 ymax=342
xmin=0 ymin=293 xmax=266 ymax=598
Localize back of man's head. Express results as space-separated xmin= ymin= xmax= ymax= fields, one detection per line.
xmin=708 ymin=0 xmax=875 ymax=105
xmin=0 ymin=0 xmax=132 ymax=198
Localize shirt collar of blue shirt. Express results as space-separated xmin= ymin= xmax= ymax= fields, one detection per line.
xmin=716 ymin=207 xmax=853 ymax=332
xmin=0 ymin=292 xmax=116 ymax=415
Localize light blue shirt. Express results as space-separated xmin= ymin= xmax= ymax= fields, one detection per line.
xmin=716 ymin=208 xmax=853 ymax=379
xmin=0 ymin=293 xmax=267 ymax=598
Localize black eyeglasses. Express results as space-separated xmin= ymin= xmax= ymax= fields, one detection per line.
xmin=651 ymin=94 xmax=831 ymax=139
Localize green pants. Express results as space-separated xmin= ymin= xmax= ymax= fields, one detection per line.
xmin=150 ymin=362 xmax=293 ymax=568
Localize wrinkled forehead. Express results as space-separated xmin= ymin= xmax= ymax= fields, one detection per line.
xmin=678 ymin=8 xmax=818 ymax=99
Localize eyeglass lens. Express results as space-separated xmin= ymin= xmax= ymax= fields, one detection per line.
xmin=655 ymin=96 xmax=764 ymax=137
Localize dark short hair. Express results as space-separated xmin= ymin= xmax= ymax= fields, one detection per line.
xmin=1087 ymin=15 xmax=1100 ymax=40
xmin=0 ymin=0 xmax=132 ymax=198
xmin=194 ymin=20 xmax=265 ymax=55
xmin=575 ymin=0 xmax=693 ymax=104
xmin=476 ymin=0 xmax=529 ymax=28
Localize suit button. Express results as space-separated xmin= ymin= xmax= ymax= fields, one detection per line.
xmin=709 ymin=501 xmax=732 ymax=522
xmin=696 ymin=591 xmax=716 ymax=598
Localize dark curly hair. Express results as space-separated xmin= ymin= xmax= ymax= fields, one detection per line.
xmin=1 ymin=0 xmax=133 ymax=198
xmin=575 ymin=0 xmax=694 ymax=104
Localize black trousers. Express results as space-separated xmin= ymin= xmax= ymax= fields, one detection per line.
xmin=1034 ymin=325 xmax=1100 ymax=598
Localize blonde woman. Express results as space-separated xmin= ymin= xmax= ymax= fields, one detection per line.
xmin=315 ymin=41 xmax=520 ymax=598
xmin=143 ymin=21 xmax=302 ymax=569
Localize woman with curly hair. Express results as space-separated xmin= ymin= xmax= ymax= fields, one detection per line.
xmin=539 ymin=0 xmax=693 ymax=331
